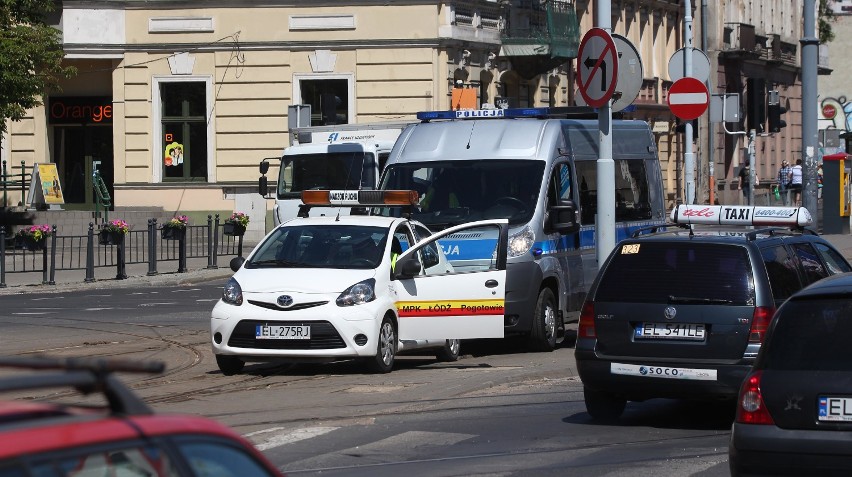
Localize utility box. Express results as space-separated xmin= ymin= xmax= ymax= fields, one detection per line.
xmin=822 ymin=152 xmax=851 ymax=234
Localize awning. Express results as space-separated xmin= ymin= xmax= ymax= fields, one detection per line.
xmin=498 ymin=44 xmax=549 ymax=57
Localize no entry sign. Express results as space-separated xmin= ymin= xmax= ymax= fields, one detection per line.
xmin=667 ymin=77 xmax=709 ymax=120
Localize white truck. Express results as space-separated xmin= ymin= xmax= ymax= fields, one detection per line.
xmin=262 ymin=121 xmax=414 ymax=226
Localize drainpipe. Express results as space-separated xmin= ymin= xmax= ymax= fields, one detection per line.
xmin=702 ymin=0 xmax=714 ymax=205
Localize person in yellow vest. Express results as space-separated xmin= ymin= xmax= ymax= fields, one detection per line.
xmin=420 ymin=173 xmax=460 ymax=211
xmin=390 ymin=236 xmax=403 ymax=273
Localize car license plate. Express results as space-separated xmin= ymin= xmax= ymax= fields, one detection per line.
xmin=818 ymin=396 xmax=852 ymax=422
xmin=610 ymin=363 xmax=717 ymax=381
xmin=635 ymin=322 xmax=705 ymax=340
xmin=255 ymin=324 xmax=310 ymax=340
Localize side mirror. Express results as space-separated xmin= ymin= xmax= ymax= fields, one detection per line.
xmin=393 ymin=257 xmax=422 ymax=279
xmin=259 ymin=176 xmax=268 ymax=197
xmin=549 ymin=200 xmax=579 ymax=234
xmin=230 ymin=256 xmax=245 ymax=272
xmin=259 ymin=160 xmax=270 ymax=175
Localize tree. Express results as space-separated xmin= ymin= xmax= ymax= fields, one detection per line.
xmin=0 ymin=0 xmax=76 ymax=138
xmin=819 ymin=0 xmax=836 ymax=44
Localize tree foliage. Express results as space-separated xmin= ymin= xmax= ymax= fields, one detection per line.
xmin=819 ymin=0 xmax=836 ymax=44
xmin=0 ymin=0 xmax=76 ymax=136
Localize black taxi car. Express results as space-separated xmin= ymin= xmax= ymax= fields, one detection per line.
xmin=576 ymin=205 xmax=852 ymax=421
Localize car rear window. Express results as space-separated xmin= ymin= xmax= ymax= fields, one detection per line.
xmin=595 ymin=242 xmax=754 ymax=305
xmin=763 ymin=299 xmax=852 ymax=371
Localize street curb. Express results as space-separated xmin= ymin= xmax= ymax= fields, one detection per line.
xmin=0 ymin=267 xmax=234 ymax=295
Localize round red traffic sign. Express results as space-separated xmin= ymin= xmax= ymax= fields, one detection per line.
xmin=666 ymin=77 xmax=709 ymax=120
xmin=577 ymin=28 xmax=619 ymax=108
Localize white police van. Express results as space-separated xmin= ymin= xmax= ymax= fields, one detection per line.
xmin=376 ymin=107 xmax=666 ymax=351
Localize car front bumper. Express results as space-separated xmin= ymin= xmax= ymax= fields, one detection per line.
xmin=211 ymin=297 xmax=386 ymax=360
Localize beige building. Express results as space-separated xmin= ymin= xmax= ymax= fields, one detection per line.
xmin=3 ymin=0 xmax=817 ymax=235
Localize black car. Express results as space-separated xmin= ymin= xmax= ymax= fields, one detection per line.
xmin=729 ymin=272 xmax=852 ymax=476
xmin=576 ymin=205 xmax=852 ymax=421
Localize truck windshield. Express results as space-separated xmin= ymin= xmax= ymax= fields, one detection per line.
xmin=377 ymin=160 xmax=545 ymax=229
xmin=278 ymin=152 xmax=373 ymax=198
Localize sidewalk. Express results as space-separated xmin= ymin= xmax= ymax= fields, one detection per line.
xmin=4 ymin=232 xmax=852 ymax=296
xmin=0 ymin=255 xmax=236 ymax=295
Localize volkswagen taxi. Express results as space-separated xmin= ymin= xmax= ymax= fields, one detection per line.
xmin=211 ymin=190 xmax=508 ymax=374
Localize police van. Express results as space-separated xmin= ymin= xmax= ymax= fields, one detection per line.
xmin=375 ymin=107 xmax=666 ymax=351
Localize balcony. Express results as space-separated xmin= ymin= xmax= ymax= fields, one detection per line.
xmin=765 ymin=34 xmax=798 ymax=66
xmin=499 ymin=0 xmax=579 ymax=79
xmin=720 ymin=23 xmax=760 ymax=59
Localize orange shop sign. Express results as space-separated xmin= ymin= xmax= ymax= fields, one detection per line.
xmin=48 ymin=96 xmax=112 ymax=124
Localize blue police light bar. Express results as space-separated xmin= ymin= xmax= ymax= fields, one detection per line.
xmin=417 ymin=107 xmax=555 ymax=121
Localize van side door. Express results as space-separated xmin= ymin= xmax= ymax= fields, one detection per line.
xmin=545 ymin=162 xmax=585 ymax=315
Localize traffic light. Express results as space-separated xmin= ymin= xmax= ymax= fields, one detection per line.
xmin=767 ymin=90 xmax=787 ymax=132
xmin=746 ymin=78 xmax=766 ymax=133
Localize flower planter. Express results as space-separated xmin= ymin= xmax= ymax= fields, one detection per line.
xmin=17 ymin=236 xmax=46 ymax=251
xmin=223 ymin=222 xmax=246 ymax=236
xmin=161 ymin=227 xmax=186 ymax=240
xmin=99 ymin=230 xmax=125 ymax=246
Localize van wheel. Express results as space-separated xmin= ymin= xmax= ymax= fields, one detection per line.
xmin=584 ymin=386 xmax=627 ymax=422
xmin=528 ymin=288 xmax=557 ymax=352
xmin=216 ymin=355 xmax=245 ymax=376
xmin=436 ymin=339 xmax=461 ymax=362
xmin=366 ymin=317 xmax=396 ymax=373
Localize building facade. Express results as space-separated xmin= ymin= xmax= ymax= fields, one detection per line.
xmin=0 ymin=0 xmax=823 ymax=233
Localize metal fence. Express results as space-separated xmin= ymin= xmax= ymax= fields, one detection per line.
xmin=0 ymin=215 xmax=247 ymax=287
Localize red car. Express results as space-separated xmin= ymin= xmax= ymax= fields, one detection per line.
xmin=0 ymin=356 xmax=284 ymax=477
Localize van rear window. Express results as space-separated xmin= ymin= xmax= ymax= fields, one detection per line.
xmin=764 ymin=299 xmax=852 ymax=370
xmin=595 ymin=242 xmax=754 ymax=305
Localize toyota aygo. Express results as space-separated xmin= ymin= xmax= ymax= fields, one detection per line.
xmin=211 ymin=190 xmax=508 ymax=374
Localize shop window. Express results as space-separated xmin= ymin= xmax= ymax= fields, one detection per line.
xmin=160 ymin=81 xmax=207 ymax=181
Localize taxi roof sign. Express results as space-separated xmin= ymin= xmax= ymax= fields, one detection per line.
xmin=299 ymin=190 xmax=419 ymax=217
xmin=671 ymin=205 xmax=813 ymax=228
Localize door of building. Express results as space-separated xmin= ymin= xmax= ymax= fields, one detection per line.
xmin=53 ymin=126 xmax=113 ymax=210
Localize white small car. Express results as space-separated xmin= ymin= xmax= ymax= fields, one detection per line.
xmin=211 ymin=191 xmax=508 ymax=374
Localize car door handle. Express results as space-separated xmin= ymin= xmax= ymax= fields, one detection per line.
xmin=485 ymin=279 xmax=499 ymax=288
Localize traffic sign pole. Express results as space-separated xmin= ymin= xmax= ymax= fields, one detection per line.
xmin=594 ymin=1 xmax=615 ymax=266
xmin=684 ymin=0 xmax=695 ymax=205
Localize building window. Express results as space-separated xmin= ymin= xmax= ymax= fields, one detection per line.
xmin=160 ymin=81 xmax=208 ymax=181
xmin=294 ymin=74 xmax=354 ymax=126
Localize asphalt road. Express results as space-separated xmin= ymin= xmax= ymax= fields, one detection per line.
xmin=0 ymin=282 xmax=733 ymax=476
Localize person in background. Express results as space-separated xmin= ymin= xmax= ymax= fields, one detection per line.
xmin=738 ymin=160 xmax=757 ymax=205
xmin=777 ymin=160 xmax=792 ymax=206
xmin=789 ymin=159 xmax=804 ymax=206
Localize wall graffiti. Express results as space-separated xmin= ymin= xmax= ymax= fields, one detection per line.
xmin=818 ymin=96 xmax=852 ymax=132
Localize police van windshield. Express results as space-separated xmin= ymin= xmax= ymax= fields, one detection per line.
xmin=378 ymin=160 xmax=545 ymax=229
xmin=246 ymin=224 xmax=388 ymax=270
xmin=278 ymin=152 xmax=374 ymax=198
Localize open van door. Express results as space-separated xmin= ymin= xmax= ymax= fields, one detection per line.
xmin=392 ymin=219 xmax=508 ymax=340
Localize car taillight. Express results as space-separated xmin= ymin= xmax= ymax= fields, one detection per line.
xmin=578 ymin=301 xmax=596 ymax=338
xmin=748 ymin=306 xmax=775 ymax=343
xmin=735 ymin=370 xmax=774 ymax=425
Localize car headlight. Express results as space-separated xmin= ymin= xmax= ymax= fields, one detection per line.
xmin=336 ymin=278 xmax=376 ymax=306
xmin=508 ymin=226 xmax=535 ymax=257
xmin=222 ymin=278 xmax=243 ymax=305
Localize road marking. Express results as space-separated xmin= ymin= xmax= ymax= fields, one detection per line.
xmin=247 ymin=426 xmax=339 ymax=451
xmin=31 ymin=297 xmax=65 ymax=301
xmin=137 ymin=302 xmax=179 ymax=307
xmin=85 ymin=308 xmax=115 ymax=311
xmin=13 ymin=312 xmax=58 ymax=315
xmin=172 ymin=288 xmax=201 ymax=292
xmin=195 ymin=299 xmax=219 ymax=302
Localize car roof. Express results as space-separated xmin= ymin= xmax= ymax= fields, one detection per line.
xmin=281 ymin=214 xmax=402 ymax=229
xmin=626 ymin=225 xmax=823 ymax=246
xmin=0 ymin=356 xmax=273 ymax=466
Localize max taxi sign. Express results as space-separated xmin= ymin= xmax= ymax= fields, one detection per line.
xmin=671 ymin=205 xmax=813 ymax=227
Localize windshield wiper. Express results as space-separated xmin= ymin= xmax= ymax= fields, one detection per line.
xmin=668 ymin=295 xmax=733 ymax=305
xmin=249 ymin=259 xmax=305 ymax=268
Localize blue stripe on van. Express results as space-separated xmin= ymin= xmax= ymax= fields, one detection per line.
xmin=534 ymin=220 xmax=666 ymax=255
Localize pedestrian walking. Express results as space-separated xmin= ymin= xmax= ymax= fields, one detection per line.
xmin=789 ymin=159 xmax=803 ymax=206
xmin=738 ymin=160 xmax=757 ymax=205
xmin=777 ymin=160 xmax=793 ymax=206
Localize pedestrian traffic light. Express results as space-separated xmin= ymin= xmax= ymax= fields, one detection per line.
xmin=746 ymin=78 xmax=766 ymax=133
xmin=767 ymin=90 xmax=787 ymax=132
